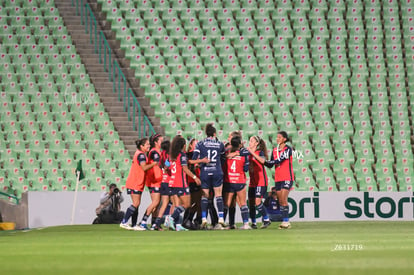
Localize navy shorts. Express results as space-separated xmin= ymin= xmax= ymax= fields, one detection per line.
xmin=149 ymin=187 xmax=160 ymax=194
xmin=189 ymin=182 xmax=201 ymax=193
xmin=127 ymin=188 xmax=142 ymax=195
xmin=229 ymin=183 xmax=246 ymax=193
xmin=248 ymin=186 xmax=267 ymax=199
xmin=275 ymin=181 xmax=294 ymax=191
xmin=223 ymin=182 xmax=232 ymax=193
xmin=170 ymin=187 xmax=190 ymax=197
xmin=200 ymin=173 xmax=223 ymax=190
xmin=160 ymin=182 xmax=171 ymax=196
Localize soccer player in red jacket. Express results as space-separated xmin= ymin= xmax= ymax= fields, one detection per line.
xmin=249 ymin=131 xmax=294 ymax=229
xmin=224 ymin=136 xmax=251 ymax=229
xmin=247 ymin=136 xmax=271 ymax=229
xmin=120 ymin=138 xmax=158 ymax=231
xmin=139 ymin=133 xmax=163 ymax=230
xmin=151 ymin=140 xmax=172 ymax=231
xmin=168 ymin=136 xmax=201 ymax=231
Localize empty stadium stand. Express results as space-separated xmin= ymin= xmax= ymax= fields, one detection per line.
xmin=1 ymin=0 xmax=413 ymax=194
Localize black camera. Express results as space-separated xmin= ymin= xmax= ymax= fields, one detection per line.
xmin=113 ymin=188 xmax=120 ymax=194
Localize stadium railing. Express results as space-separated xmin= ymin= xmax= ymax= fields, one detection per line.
xmin=73 ymin=0 xmax=155 ymax=137
xmin=0 ymin=191 xmax=19 ymax=205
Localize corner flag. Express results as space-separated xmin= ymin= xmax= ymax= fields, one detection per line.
xmin=71 ymin=160 xmax=85 ymax=225
xmin=76 ymin=160 xmax=85 ymax=181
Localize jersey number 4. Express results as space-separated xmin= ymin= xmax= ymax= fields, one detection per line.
xmin=230 ymin=160 xmax=236 ymax=172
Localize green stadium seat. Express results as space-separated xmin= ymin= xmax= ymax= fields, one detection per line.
xmin=193 ymin=101 xmax=211 ymax=119
xmin=221 ymin=89 xmax=240 ymax=106
xmin=222 ymin=121 xmax=240 ymax=135
xmin=174 ymin=101 xmax=192 ymax=119
xmin=357 ymin=168 xmax=377 ymax=192
xmin=296 ymin=166 xmax=317 ymax=191
xmin=316 ymin=167 xmax=336 ymax=191
xmin=170 ymin=0 xmax=187 ymax=10
xmin=216 ymin=109 xmax=235 ymax=123
xmin=198 ymin=111 xmax=215 ymax=127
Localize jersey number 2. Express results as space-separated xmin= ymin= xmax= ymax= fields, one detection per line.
xmin=207 ymin=150 xmax=217 ymax=162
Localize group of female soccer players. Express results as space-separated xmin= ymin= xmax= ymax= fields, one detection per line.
xmin=119 ymin=123 xmax=295 ymax=231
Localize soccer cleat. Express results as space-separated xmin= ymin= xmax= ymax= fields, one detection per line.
xmin=213 ymin=223 xmax=224 ymax=230
xmin=164 ymin=215 xmax=170 ymax=228
xmin=183 ymin=220 xmax=193 ymax=230
xmin=150 ymin=225 xmax=164 ymax=231
xmin=200 ymin=219 xmax=209 ymax=230
xmin=218 ymin=218 xmax=226 ymax=227
xmin=251 ymin=223 xmax=258 ymax=229
xmin=120 ymin=223 xmax=132 ymax=230
xmin=138 ymin=223 xmax=148 ymax=230
xmin=239 ymin=224 xmax=252 ymax=230
xmin=175 ymin=224 xmax=189 ymax=231
xmin=279 ymin=222 xmax=291 ymax=229
xmin=168 ymin=218 xmax=176 ymax=231
xmin=131 ymin=225 xmax=146 ymax=231
xmin=260 ymin=221 xmax=271 ymax=229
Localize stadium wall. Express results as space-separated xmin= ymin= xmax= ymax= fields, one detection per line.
xmin=24 ymin=191 xmax=414 ymax=228
xmin=0 ymin=193 xmax=28 ymax=229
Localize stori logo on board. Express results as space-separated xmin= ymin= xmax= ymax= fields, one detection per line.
xmin=288 ymin=192 xmax=414 ymax=221
xmin=288 ymin=192 xmax=320 ymax=219
xmin=344 ymin=192 xmax=414 ymax=219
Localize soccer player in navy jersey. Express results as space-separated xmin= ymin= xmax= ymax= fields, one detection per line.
xmin=183 ymin=138 xmax=202 ymax=229
xmin=192 ymin=123 xmax=226 ymax=229
xmin=249 ymin=131 xmax=295 ymax=229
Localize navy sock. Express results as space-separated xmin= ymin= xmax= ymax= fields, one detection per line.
xmin=249 ymin=204 xmax=256 ymax=224
xmin=154 ymin=217 xmax=162 ymax=227
xmin=280 ymin=205 xmax=289 ymax=222
xmin=258 ymin=202 xmax=269 ymax=221
xmin=240 ymin=205 xmax=249 ymax=224
xmin=201 ymin=197 xmax=208 ymax=219
xmin=131 ymin=209 xmax=138 ymax=227
xmin=172 ymin=206 xmax=185 ymax=223
xmin=229 ymin=206 xmax=236 ymax=226
xmin=223 ymin=206 xmax=229 ymax=221
xmin=141 ymin=214 xmax=149 ymax=224
xmin=216 ymin=196 xmax=224 ymax=219
xmin=183 ymin=208 xmax=190 ymax=223
xmin=122 ymin=205 xmax=136 ymax=224
xmin=208 ymin=199 xmax=218 ymax=225
xmin=188 ymin=210 xmax=196 ymax=221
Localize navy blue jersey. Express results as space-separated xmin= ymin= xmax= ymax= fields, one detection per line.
xmin=239 ymin=148 xmax=250 ymax=172
xmin=149 ymin=150 xmax=160 ymax=163
xmin=193 ymin=137 xmax=225 ymax=176
xmin=137 ymin=153 xmax=147 ymax=165
xmin=265 ymin=197 xmax=280 ymax=215
xmin=239 ymin=147 xmax=249 ymax=157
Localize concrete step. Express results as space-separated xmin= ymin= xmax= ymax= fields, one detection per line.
xmin=55 ymin=0 xmax=161 ymax=157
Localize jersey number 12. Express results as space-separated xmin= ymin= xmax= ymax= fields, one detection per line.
xmin=207 ymin=149 xmax=217 ymax=162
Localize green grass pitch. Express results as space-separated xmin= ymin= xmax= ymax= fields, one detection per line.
xmin=1 ymin=222 xmax=414 ymax=275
